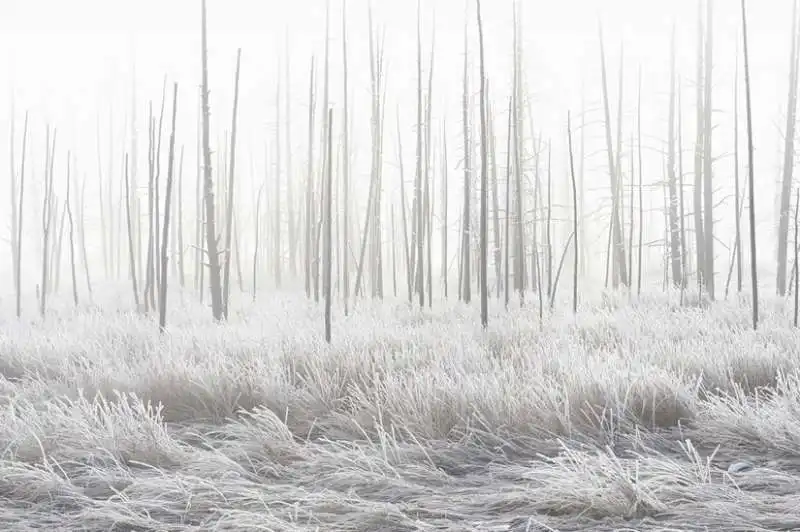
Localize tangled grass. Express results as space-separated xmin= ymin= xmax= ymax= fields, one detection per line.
xmin=0 ymin=288 xmax=800 ymax=530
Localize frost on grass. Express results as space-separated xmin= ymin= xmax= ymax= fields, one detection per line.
xmin=0 ymin=291 xmax=800 ymax=530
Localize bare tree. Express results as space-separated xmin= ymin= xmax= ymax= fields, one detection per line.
xmin=324 ymin=109 xmax=334 ymax=342
xmin=40 ymin=127 xmax=57 ymax=318
xmin=667 ymin=27 xmax=683 ymax=289
xmin=200 ymin=0 xmax=224 ymax=321
xmin=778 ymin=0 xmax=800 ymax=295
xmin=476 ymin=0 xmax=488 ymax=327
xmin=568 ymin=112 xmax=578 ymax=313
xmin=342 ymin=0 xmax=351 ymax=314
xmin=305 ymin=57 xmax=317 ymax=299
xmin=66 ymin=154 xmax=78 ymax=307
xmin=124 ymin=154 xmax=140 ymax=310
xmin=741 ymin=0 xmax=758 ymax=329
xmin=223 ymin=49 xmax=242 ymax=319
xmin=598 ymin=23 xmax=628 ymax=288
xmin=694 ymin=2 xmax=706 ymax=292
xmin=159 ymin=83 xmax=179 ymax=332
xmin=460 ymin=2 xmax=471 ymax=303
xmin=12 ymin=112 xmax=28 ymax=318
xmin=703 ymin=0 xmax=715 ymax=299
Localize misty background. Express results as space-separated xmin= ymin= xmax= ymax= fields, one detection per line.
xmin=0 ymin=0 xmax=794 ymax=300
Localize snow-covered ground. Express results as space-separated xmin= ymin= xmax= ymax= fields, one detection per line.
xmin=0 ymin=289 xmax=799 ymax=530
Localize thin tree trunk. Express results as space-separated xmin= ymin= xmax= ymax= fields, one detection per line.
xmin=13 ymin=112 xmax=28 ymax=318
xmin=305 ymin=58 xmax=316 ymax=298
xmin=461 ymin=2 xmax=471 ymax=303
xmin=568 ymin=112 xmax=578 ymax=314
xmin=159 ymin=83 xmax=179 ymax=332
xmin=694 ymin=1 xmax=706 ymax=292
xmin=200 ymin=0 xmax=224 ymax=321
xmin=124 ymin=154 xmax=140 ymax=310
xmin=66 ymin=154 xmax=78 ymax=307
xmin=476 ymin=0 xmax=489 ymax=327
xmin=741 ymin=0 xmax=758 ymax=329
xmin=598 ymin=24 xmax=628 ymax=288
xmin=703 ymin=0 xmax=716 ymax=299
xmin=342 ymin=0 xmax=351 ymax=314
xmin=778 ymin=0 xmax=800 ymax=295
xmin=324 ymin=108 xmax=334 ymax=342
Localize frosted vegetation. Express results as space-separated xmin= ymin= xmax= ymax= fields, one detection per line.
xmin=1 ymin=289 xmax=800 ymax=531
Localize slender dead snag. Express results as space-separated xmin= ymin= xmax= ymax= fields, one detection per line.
xmin=124 ymin=154 xmax=140 ymax=310
xmin=342 ymin=0 xmax=351 ymax=314
xmin=324 ymin=108 xmax=334 ymax=343
xmin=546 ymin=142 xmax=553 ymax=299
xmin=637 ymin=70 xmax=644 ymax=297
xmin=414 ymin=0 xmax=426 ymax=306
xmin=391 ymin=206 xmax=398 ymax=297
xmin=461 ymin=1 xmax=471 ymax=303
xmin=159 ymin=83 xmax=179 ymax=333
xmin=144 ymin=105 xmax=155 ymax=311
xmin=550 ymin=232 xmax=576 ymax=310
xmin=488 ymin=85 xmax=502 ymax=298
xmin=66 ymin=154 xmax=78 ymax=307
xmin=694 ymin=2 xmax=706 ymax=293
xmin=441 ymin=122 xmax=449 ymax=299
xmin=398 ymin=116 xmax=412 ymax=301
xmin=568 ymin=112 xmax=578 ymax=314
xmin=598 ymin=23 xmax=628 ymax=288
xmin=177 ymin=146 xmax=185 ymax=288
xmin=512 ymin=3 xmax=526 ymax=303
xmin=10 ymin=103 xmax=18 ymax=311
xmin=13 ymin=112 xmax=28 ymax=318
xmin=40 ymin=127 xmax=56 ymax=318
xmin=284 ymin=35 xmax=296 ymax=277
xmin=666 ymin=28 xmax=682 ymax=290
xmin=200 ymin=0 xmax=224 ymax=321
xmin=476 ymin=0 xmax=489 ymax=327
xmin=253 ymin=183 xmax=265 ymax=301
xmin=703 ymin=0 xmax=715 ymax=299
xmin=504 ymin=95 xmax=512 ymax=309
xmin=223 ymin=49 xmax=242 ymax=319
xmin=96 ymin=116 xmax=108 ymax=279
xmin=275 ymin=58 xmax=283 ymax=290
xmin=734 ymin=38 xmax=743 ymax=294
xmin=305 ymin=57 xmax=316 ymax=299
xmin=795 ymin=188 xmax=799 ymax=326
xmin=424 ymin=21 xmax=436 ymax=308
xmin=741 ymin=0 xmax=758 ymax=329
xmin=778 ymin=0 xmax=800 ymax=295
xmin=153 ymin=81 xmax=167 ymax=305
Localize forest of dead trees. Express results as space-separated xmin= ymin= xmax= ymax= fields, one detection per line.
xmin=5 ymin=0 xmax=797 ymax=339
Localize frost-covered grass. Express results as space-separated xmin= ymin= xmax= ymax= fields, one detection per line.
xmin=1 ymin=288 xmax=800 ymax=530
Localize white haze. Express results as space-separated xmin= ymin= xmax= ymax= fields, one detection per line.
xmin=0 ymin=0 xmax=795 ymax=296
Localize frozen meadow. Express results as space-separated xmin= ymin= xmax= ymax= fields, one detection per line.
xmin=1 ymin=288 xmax=799 ymax=531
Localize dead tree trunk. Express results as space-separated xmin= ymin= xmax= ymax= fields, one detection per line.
xmin=741 ymin=0 xmax=758 ymax=329
xmin=476 ymin=0 xmax=489 ymax=327
xmin=66 ymin=154 xmax=78 ymax=307
xmin=568 ymin=112 xmax=578 ymax=313
xmin=324 ymin=108 xmax=334 ymax=342
xmin=124 ymin=154 xmax=140 ymax=309
xmin=40 ymin=128 xmax=56 ymax=318
xmin=461 ymin=6 xmax=472 ymax=303
xmin=694 ymin=2 xmax=706 ymax=292
xmin=159 ymin=83 xmax=179 ymax=332
xmin=598 ymin=24 xmax=628 ymax=288
xmin=200 ymin=0 xmax=224 ymax=321
xmin=778 ymin=0 xmax=800 ymax=295
xmin=223 ymin=49 xmax=242 ymax=319
xmin=13 ymin=112 xmax=28 ymax=318
xmin=703 ymin=0 xmax=716 ymax=299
